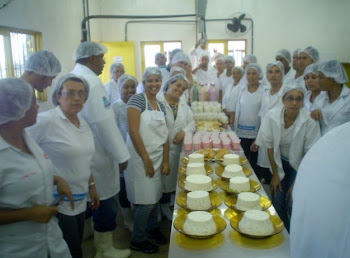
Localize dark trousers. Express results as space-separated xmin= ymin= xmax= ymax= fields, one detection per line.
xmin=272 ymin=157 xmax=297 ymax=232
xmin=240 ymin=138 xmax=258 ymax=173
xmin=119 ymin=175 xmax=131 ymax=208
xmin=57 ymin=212 xmax=85 ymax=258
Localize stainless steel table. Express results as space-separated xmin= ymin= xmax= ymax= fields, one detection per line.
xmin=168 ymin=149 xmax=290 ymax=258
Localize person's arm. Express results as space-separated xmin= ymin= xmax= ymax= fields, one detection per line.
xmin=160 ymin=139 xmax=170 ymax=175
xmin=88 ymin=176 xmax=100 ymax=210
xmin=54 ymin=176 xmax=74 ymax=210
xmin=267 ymin=148 xmax=281 ymax=197
xmin=218 ymin=89 xmax=223 ymax=104
xmin=127 ymin=107 xmax=155 ymax=177
xmin=0 ymin=206 xmax=58 ymax=225
xmin=192 ymin=65 xmax=201 ymax=74
xmin=310 ymin=109 xmax=322 ymax=121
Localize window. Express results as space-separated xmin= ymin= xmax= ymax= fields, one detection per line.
xmin=207 ymin=39 xmax=246 ymax=66
xmin=140 ymin=41 xmax=182 ymax=72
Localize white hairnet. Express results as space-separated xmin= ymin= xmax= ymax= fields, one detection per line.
xmin=109 ymin=63 xmax=124 ymax=78
xmin=281 ymin=82 xmax=307 ymax=98
xmin=52 ymin=73 xmax=90 ymax=106
xmin=73 ymin=41 xmax=107 ymax=62
xmin=224 ymin=55 xmax=236 ymax=65
xmin=243 ymin=54 xmax=258 ymax=64
xmin=0 ymin=78 xmax=33 ymax=125
xmin=172 ymin=52 xmax=191 ymax=66
xmin=318 ymin=60 xmax=349 ymax=84
xmin=212 ymin=52 xmax=224 ymax=61
xmin=233 ymin=66 xmax=244 ymax=74
xmin=303 ymin=63 xmax=320 ymax=77
xmin=170 ymin=66 xmax=185 ymax=76
xmin=245 ymin=63 xmax=263 ymax=80
xmin=215 ymin=56 xmax=225 ymax=63
xmin=142 ymin=67 xmax=162 ymax=82
xmin=276 ymin=49 xmax=291 ymax=63
xmin=116 ymin=74 xmax=138 ymax=94
xmin=293 ymin=48 xmax=301 ymax=56
xmin=266 ymin=61 xmax=285 ymax=76
xmin=300 ymin=46 xmax=319 ymax=63
xmin=170 ymin=48 xmax=182 ymax=58
xmin=163 ymin=74 xmax=189 ymax=92
xmin=24 ymin=50 xmax=61 ymax=77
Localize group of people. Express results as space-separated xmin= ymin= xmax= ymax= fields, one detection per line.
xmin=0 ymin=39 xmax=349 ymax=258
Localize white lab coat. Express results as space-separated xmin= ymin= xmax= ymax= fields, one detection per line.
xmin=290 ymin=122 xmax=350 ymax=258
xmin=303 ymin=90 xmax=327 ymax=112
xmin=256 ymin=88 xmax=284 ymax=168
xmin=314 ymin=85 xmax=350 ymax=136
xmin=189 ymin=47 xmax=210 ymax=68
xmin=255 ymin=106 xmax=320 ymax=179
xmin=28 ymin=106 xmax=95 ymax=215
xmin=283 ymin=68 xmax=296 ymax=84
xmin=0 ymin=131 xmax=71 ymax=258
xmin=105 ymin=79 xmax=120 ymax=104
xmin=72 ymin=64 xmax=130 ymax=200
xmin=157 ymin=93 xmax=195 ymax=192
xmin=112 ymin=99 xmax=128 ymax=142
xmin=222 ymin=83 xmax=239 ymax=110
xmin=219 ymin=73 xmax=234 ymax=97
xmin=124 ymin=94 xmax=168 ymax=204
xmin=158 ymin=67 xmax=170 ymax=96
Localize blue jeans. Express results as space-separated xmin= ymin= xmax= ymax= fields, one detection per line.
xmin=131 ymin=203 xmax=160 ymax=243
xmin=86 ymin=194 xmax=118 ymax=232
xmin=272 ymin=157 xmax=297 ymax=232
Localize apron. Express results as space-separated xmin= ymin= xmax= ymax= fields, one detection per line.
xmin=125 ymin=94 xmax=168 ymax=204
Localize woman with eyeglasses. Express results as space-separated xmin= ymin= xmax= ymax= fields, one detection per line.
xmin=256 ymin=84 xmax=320 ymax=232
xmin=105 ymin=63 xmax=125 ymax=103
xmin=28 ymin=73 xmax=99 ymax=258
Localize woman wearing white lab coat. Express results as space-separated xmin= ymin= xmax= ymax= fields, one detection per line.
xmin=311 ymin=60 xmax=350 ymax=135
xmin=255 ymin=61 xmax=285 ymax=183
xmin=255 ymin=84 xmax=321 ymax=231
xmin=125 ymin=67 xmax=170 ymax=254
xmin=28 ymin=74 xmax=98 ymax=258
xmin=303 ymin=63 xmax=326 ymax=112
xmin=105 ymin=62 xmax=125 ymax=103
xmin=0 ymin=78 xmax=73 ymax=258
xmin=157 ymin=74 xmax=195 ymax=219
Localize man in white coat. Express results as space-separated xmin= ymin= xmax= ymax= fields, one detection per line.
xmin=72 ymin=42 xmax=131 ymax=258
xmin=290 ymin=122 xmax=350 ymax=258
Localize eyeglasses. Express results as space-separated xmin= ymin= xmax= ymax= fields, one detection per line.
xmin=284 ymin=96 xmax=303 ymax=103
xmin=60 ymin=90 xmax=87 ymax=98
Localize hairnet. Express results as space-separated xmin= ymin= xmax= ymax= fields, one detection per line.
xmin=116 ymin=74 xmax=138 ymax=94
xmin=224 ymin=55 xmax=236 ymax=65
xmin=293 ymin=48 xmax=301 ymax=56
xmin=243 ymin=54 xmax=257 ymax=64
xmin=275 ymin=49 xmax=291 ymax=63
xmin=24 ymin=50 xmax=61 ymax=77
xmin=0 ymin=78 xmax=33 ymax=125
xmin=215 ymin=56 xmax=225 ymax=63
xmin=245 ymin=63 xmax=263 ymax=80
xmin=73 ymin=41 xmax=107 ymax=62
xmin=51 ymin=73 xmax=90 ymax=106
xmin=170 ymin=48 xmax=182 ymax=58
xmin=109 ymin=63 xmax=124 ymax=78
xmin=303 ymin=63 xmax=320 ymax=77
xmin=155 ymin=52 xmax=165 ymax=60
xmin=170 ymin=66 xmax=185 ymax=76
xmin=233 ymin=66 xmax=244 ymax=74
xmin=318 ymin=60 xmax=349 ymax=84
xmin=299 ymin=46 xmax=319 ymax=63
xmin=142 ymin=67 xmax=162 ymax=82
xmin=212 ymin=52 xmax=224 ymax=61
xmin=172 ymin=52 xmax=191 ymax=66
xmin=163 ymin=74 xmax=189 ymax=92
xmin=266 ymin=61 xmax=285 ymax=76
xmin=281 ymin=82 xmax=307 ymax=98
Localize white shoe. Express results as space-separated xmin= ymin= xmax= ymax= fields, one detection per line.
xmin=121 ymin=208 xmax=134 ymax=232
xmin=160 ymin=203 xmax=173 ymax=220
xmin=94 ymin=231 xmax=131 ymax=258
xmin=83 ymin=217 xmax=94 ymax=240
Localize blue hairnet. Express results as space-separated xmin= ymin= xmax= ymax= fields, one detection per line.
xmin=24 ymin=50 xmax=61 ymax=77
xmin=109 ymin=63 xmax=124 ymax=78
xmin=303 ymin=63 xmax=320 ymax=77
xmin=300 ymin=46 xmax=319 ymax=63
xmin=0 ymin=78 xmax=33 ymax=125
xmin=318 ymin=60 xmax=348 ymax=84
xmin=224 ymin=55 xmax=236 ymax=65
xmin=172 ymin=52 xmax=191 ymax=66
xmin=276 ymin=49 xmax=291 ymax=63
xmin=170 ymin=66 xmax=185 ymax=76
xmin=116 ymin=74 xmax=138 ymax=94
xmin=281 ymin=82 xmax=307 ymax=98
xmin=266 ymin=61 xmax=285 ymax=76
xmin=245 ymin=63 xmax=263 ymax=80
xmin=142 ymin=67 xmax=162 ymax=82
xmin=73 ymin=41 xmax=107 ymax=61
xmin=52 ymin=73 xmax=90 ymax=106
xmin=163 ymin=74 xmax=189 ymax=92
xmin=243 ymin=54 xmax=258 ymax=64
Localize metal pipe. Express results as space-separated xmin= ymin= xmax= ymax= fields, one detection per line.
xmin=81 ymin=14 xmax=196 ymax=41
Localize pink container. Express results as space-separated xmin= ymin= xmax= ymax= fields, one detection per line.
xmin=194 ymin=141 xmax=202 ymax=150
xmin=202 ymin=140 xmax=210 ymax=148
xmin=223 ymin=142 xmax=231 ymax=149
xmin=184 ymin=142 xmax=192 ymax=151
xmin=233 ymin=139 xmax=241 ymax=150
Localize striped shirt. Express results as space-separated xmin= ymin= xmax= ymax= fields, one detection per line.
xmin=127 ymin=93 xmax=166 ymax=115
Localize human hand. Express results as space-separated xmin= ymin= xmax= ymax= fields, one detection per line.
xmin=173 ymin=130 xmax=185 ymax=144
xmin=161 ymin=161 xmax=170 ymax=176
xmin=311 ymin=109 xmax=322 ymax=121
xmin=27 ymin=205 xmax=58 ymax=223
xmin=55 ymin=176 xmax=74 ymax=210
xmin=89 ymin=185 xmax=100 ymax=210
xmin=119 ymin=161 xmax=128 ymax=171
xmin=250 ymin=141 xmax=259 ymax=152
xmin=144 ymin=158 xmax=155 ymax=178
xmin=269 ymin=174 xmax=281 ymax=197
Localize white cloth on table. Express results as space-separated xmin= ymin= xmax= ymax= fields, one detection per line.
xmin=290 ymin=121 xmax=350 ymax=258
xmin=72 ymin=63 xmax=130 ymax=200
xmin=0 ymin=131 xmax=71 ymax=258
xmin=28 ymin=106 xmax=95 ymax=215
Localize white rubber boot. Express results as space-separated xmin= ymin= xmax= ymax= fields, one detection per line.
xmin=160 ymin=203 xmax=173 ymax=220
xmin=94 ymin=231 xmax=131 ymax=258
xmin=121 ymin=208 xmax=134 ymax=232
xmin=82 ymin=217 xmax=94 ymax=240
